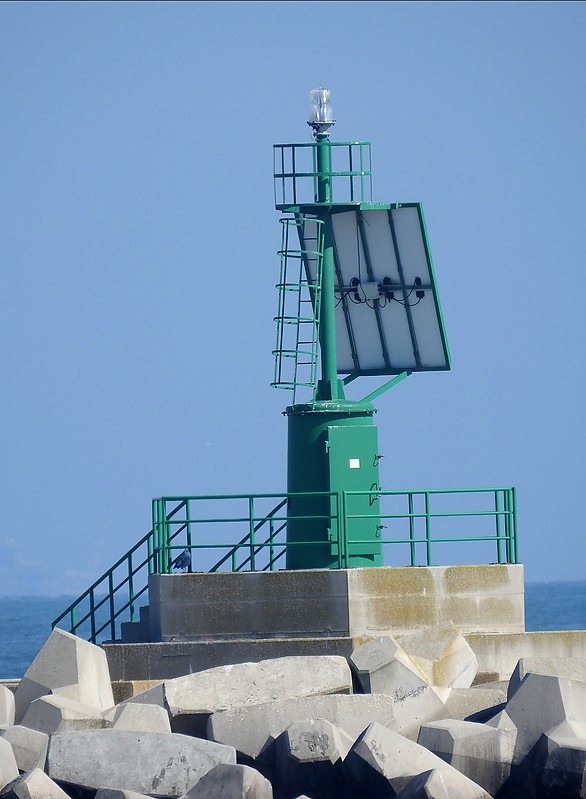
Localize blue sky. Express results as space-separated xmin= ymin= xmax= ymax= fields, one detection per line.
xmin=1 ymin=1 xmax=585 ymax=594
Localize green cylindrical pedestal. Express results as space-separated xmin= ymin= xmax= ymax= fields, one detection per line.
xmin=286 ymin=399 xmax=384 ymax=570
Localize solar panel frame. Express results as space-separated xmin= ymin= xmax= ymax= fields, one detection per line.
xmin=296 ymin=203 xmax=451 ymax=377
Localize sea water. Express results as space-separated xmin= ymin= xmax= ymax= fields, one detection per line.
xmin=0 ymin=582 xmax=585 ymax=679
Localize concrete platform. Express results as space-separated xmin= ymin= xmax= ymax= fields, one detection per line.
xmin=103 ymin=564 xmax=527 ymax=681
xmin=144 ymin=564 xmax=525 ymax=642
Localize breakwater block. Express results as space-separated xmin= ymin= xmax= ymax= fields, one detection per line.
xmin=343 ymin=722 xmax=492 ymax=798
xmin=349 ymin=635 xmax=446 ymax=739
xmin=0 ymin=725 xmax=48 ymax=773
xmin=182 ymin=763 xmax=273 ymax=799
xmin=2 ymin=626 xmax=586 ymax=797
xmin=0 ymin=689 xmax=14 ymax=729
xmin=508 ymin=656 xmax=586 ymax=699
xmin=0 ymin=766 xmax=70 ymax=798
xmin=0 ymin=737 xmax=18 ymax=792
xmin=104 ymin=702 xmax=171 ymax=734
xmin=14 ymin=629 xmax=113 ymax=725
xmin=399 ymin=621 xmax=479 ymax=689
xmin=95 ymin=790 xmax=153 ymax=799
xmin=164 ymin=655 xmax=352 ymax=716
xmin=273 ymin=718 xmax=352 ymax=799
xmin=418 ymin=718 xmax=513 ymax=796
xmin=394 ymin=767 xmax=468 ymax=798
xmin=46 ymin=730 xmax=236 ymax=797
xmin=541 ymin=719 xmax=586 ymax=798
xmin=20 ymin=693 xmax=107 ymax=735
xmin=441 ymin=686 xmax=506 ymax=721
xmin=208 ymin=693 xmax=397 ymax=761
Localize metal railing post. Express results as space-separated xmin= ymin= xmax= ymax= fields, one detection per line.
xmin=511 ymin=486 xmax=519 ymax=563
xmin=162 ymin=500 xmax=171 ymax=574
xmin=249 ymin=496 xmax=256 ymax=571
xmin=152 ymin=499 xmax=161 ymax=573
xmin=338 ymin=491 xmax=345 ymax=569
xmin=147 ymin=525 xmax=154 ymax=575
xmin=425 ymin=491 xmax=432 ymax=565
xmin=495 ymin=490 xmax=503 ymax=564
xmin=186 ymin=499 xmax=192 ymax=571
xmin=128 ymin=553 xmax=135 ymax=621
xmin=108 ymin=572 xmax=115 ymax=641
xmin=89 ymin=590 xmax=96 ymax=643
xmin=408 ymin=492 xmax=416 ymax=566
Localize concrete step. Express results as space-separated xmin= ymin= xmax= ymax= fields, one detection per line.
xmin=120 ymin=606 xmax=150 ymax=644
xmin=103 ymin=636 xmax=358 ymax=681
xmin=102 ymin=630 xmax=586 ymax=682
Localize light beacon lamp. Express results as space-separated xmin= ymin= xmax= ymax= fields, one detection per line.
xmin=308 ymin=87 xmax=336 ymax=137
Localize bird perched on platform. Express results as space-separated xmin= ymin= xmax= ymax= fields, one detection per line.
xmin=171 ymin=548 xmax=192 ymax=572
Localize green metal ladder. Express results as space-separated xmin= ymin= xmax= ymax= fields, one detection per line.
xmin=271 ymin=215 xmax=324 ymax=403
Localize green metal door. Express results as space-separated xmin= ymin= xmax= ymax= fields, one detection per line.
xmin=326 ymin=425 xmax=383 ymax=567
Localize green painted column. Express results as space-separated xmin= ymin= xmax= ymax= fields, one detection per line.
xmin=315 ymin=133 xmax=338 ymax=402
xmin=285 ymin=132 xmax=383 ymax=570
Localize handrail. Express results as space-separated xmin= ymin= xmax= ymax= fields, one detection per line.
xmin=210 ymin=498 xmax=287 ymax=572
xmin=53 ymin=486 xmax=517 ymax=643
xmin=52 ymin=500 xmax=188 ymax=643
xmin=273 ymin=141 xmax=372 ymax=208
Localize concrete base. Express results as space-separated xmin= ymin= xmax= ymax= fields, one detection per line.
xmin=144 ymin=564 xmax=525 ymax=642
xmin=467 ymin=630 xmax=586 ymax=681
xmin=103 ymin=630 xmax=586 ymax=683
xmin=104 ymin=565 xmax=526 ymax=681
xmin=104 ymin=637 xmax=359 ymax=681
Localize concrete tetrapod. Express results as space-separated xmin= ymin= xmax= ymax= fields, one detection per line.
xmin=94 ymin=791 xmax=155 ymax=799
xmin=208 ymin=694 xmax=397 ymax=761
xmin=508 ymin=658 xmax=586 ymax=700
xmin=0 ymin=726 xmax=48 ymax=773
xmin=539 ymin=719 xmax=586 ymax=799
xmin=441 ymin=687 xmax=506 ymax=722
xmin=106 ymin=702 xmax=172 ymax=734
xmin=418 ymin=718 xmax=513 ymax=797
xmin=14 ymin=629 xmax=114 ymax=723
xmin=394 ymin=769 xmax=452 ymax=798
xmin=0 ymin=689 xmax=14 ymax=729
xmin=399 ymin=622 xmax=478 ymax=689
xmin=46 ymin=730 xmax=236 ymax=797
xmin=273 ymin=718 xmax=353 ymax=799
xmin=349 ymin=637 xmax=446 ymax=739
xmin=181 ymin=763 xmax=273 ymax=798
xmin=343 ymin=722 xmax=492 ymax=798
xmin=0 ymin=768 xmax=70 ymax=799
xmin=350 ymin=636 xmax=426 ymax=690
xmin=20 ymin=694 xmax=107 ymax=735
xmin=121 ymin=683 xmax=166 ymax=709
xmin=0 ymin=738 xmax=19 ymax=792
xmin=499 ymin=672 xmax=586 ymax=763
xmin=164 ymin=656 xmax=352 ymax=716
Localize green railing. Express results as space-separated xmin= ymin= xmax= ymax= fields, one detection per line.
xmin=53 ymin=487 xmax=517 ymax=643
xmin=51 ymin=500 xmax=187 ymax=642
xmin=273 ymin=141 xmax=372 ymax=209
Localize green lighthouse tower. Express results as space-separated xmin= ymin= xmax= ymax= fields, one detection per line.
xmin=272 ymin=88 xmax=451 ymax=570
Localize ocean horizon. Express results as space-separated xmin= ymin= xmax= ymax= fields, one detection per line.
xmin=0 ymin=580 xmax=585 ymax=679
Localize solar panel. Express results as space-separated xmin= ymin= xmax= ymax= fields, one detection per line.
xmin=298 ymin=204 xmax=451 ymax=376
